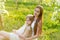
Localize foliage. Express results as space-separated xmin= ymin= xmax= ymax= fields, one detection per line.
xmin=0 ymin=0 xmax=60 ymax=40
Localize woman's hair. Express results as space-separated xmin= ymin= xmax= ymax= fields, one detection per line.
xmin=26 ymin=14 xmax=34 ymax=23
xmin=34 ymin=5 xmax=43 ymax=35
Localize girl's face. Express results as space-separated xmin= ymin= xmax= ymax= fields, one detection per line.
xmin=26 ymin=18 xmax=31 ymax=25
xmin=34 ymin=8 xmax=40 ymax=17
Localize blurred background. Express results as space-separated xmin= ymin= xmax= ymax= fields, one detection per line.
xmin=0 ymin=0 xmax=60 ymax=40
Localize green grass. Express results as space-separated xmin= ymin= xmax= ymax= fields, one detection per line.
xmin=0 ymin=0 xmax=60 ymax=40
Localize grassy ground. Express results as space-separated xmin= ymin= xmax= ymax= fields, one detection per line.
xmin=0 ymin=0 xmax=60 ymax=40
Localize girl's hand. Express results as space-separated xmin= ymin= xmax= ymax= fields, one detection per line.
xmin=12 ymin=29 xmax=17 ymax=33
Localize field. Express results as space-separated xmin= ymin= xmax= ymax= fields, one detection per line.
xmin=0 ymin=0 xmax=60 ymax=40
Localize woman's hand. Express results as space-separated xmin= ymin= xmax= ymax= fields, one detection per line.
xmin=26 ymin=38 xmax=32 ymax=40
xmin=22 ymin=37 xmax=26 ymax=40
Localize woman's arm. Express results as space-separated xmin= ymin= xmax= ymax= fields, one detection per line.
xmin=26 ymin=27 xmax=41 ymax=40
xmin=26 ymin=20 xmax=42 ymax=40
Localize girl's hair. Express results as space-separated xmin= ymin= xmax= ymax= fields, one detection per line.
xmin=26 ymin=14 xmax=34 ymax=23
xmin=34 ymin=5 xmax=43 ymax=35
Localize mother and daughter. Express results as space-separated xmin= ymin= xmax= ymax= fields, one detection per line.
xmin=0 ymin=5 xmax=43 ymax=40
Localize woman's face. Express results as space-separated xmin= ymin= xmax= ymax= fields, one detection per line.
xmin=34 ymin=8 xmax=40 ymax=17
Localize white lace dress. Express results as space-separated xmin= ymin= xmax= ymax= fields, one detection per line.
xmin=9 ymin=20 xmax=38 ymax=40
xmin=16 ymin=20 xmax=38 ymax=40
xmin=9 ymin=24 xmax=26 ymax=40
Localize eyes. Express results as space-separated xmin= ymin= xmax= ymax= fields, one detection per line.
xmin=26 ymin=18 xmax=30 ymax=22
xmin=35 ymin=9 xmax=40 ymax=13
xmin=34 ymin=8 xmax=40 ymax=13
xmin=26 ymin=20 xmax=30 ymax=21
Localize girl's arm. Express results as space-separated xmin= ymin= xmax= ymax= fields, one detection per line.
xmin=13 ymin=30 xmax=26 ymax=40
xmin=13 ymin=24 xmax=26 ymax=40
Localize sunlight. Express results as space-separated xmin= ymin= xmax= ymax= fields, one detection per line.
xmin=0 ymin=0 xmax=9 ymax=15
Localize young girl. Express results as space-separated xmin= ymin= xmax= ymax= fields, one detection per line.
xmin=0 ymin=14 xmax=34 ymax=40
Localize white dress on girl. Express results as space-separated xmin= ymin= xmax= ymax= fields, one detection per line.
xmin=9 ymin=24 xmax=26 ymax=40
xmin=9 ymin=19 xmax=37 ymax=40
xmin=9 ymin=24 xmax=32 ymax=40
xmin=15 ymin=20 xmax=37 ymax=40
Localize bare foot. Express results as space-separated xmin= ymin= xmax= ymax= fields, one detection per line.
xmin=0 ymin=35 xmax=9 ymax=40
xmin=0 ymin=35 xmax=5 ymax=40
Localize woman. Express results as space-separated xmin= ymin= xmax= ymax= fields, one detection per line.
xmin=26 ymin=5 xmax=43 ymax=40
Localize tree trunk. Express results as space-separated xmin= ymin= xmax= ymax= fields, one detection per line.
xmin=39 ymin=0 xmax=42 ymax=5
xmin=0 ymin=14 xmax=3 ymax=29
xmin=16 ymin=0 xmax=18 ymax=9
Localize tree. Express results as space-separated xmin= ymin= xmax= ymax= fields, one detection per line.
xmin=16 ymin=0 xmax=18 ymax=9
xmin=0 ymin=0 xmax=8 ymax=29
